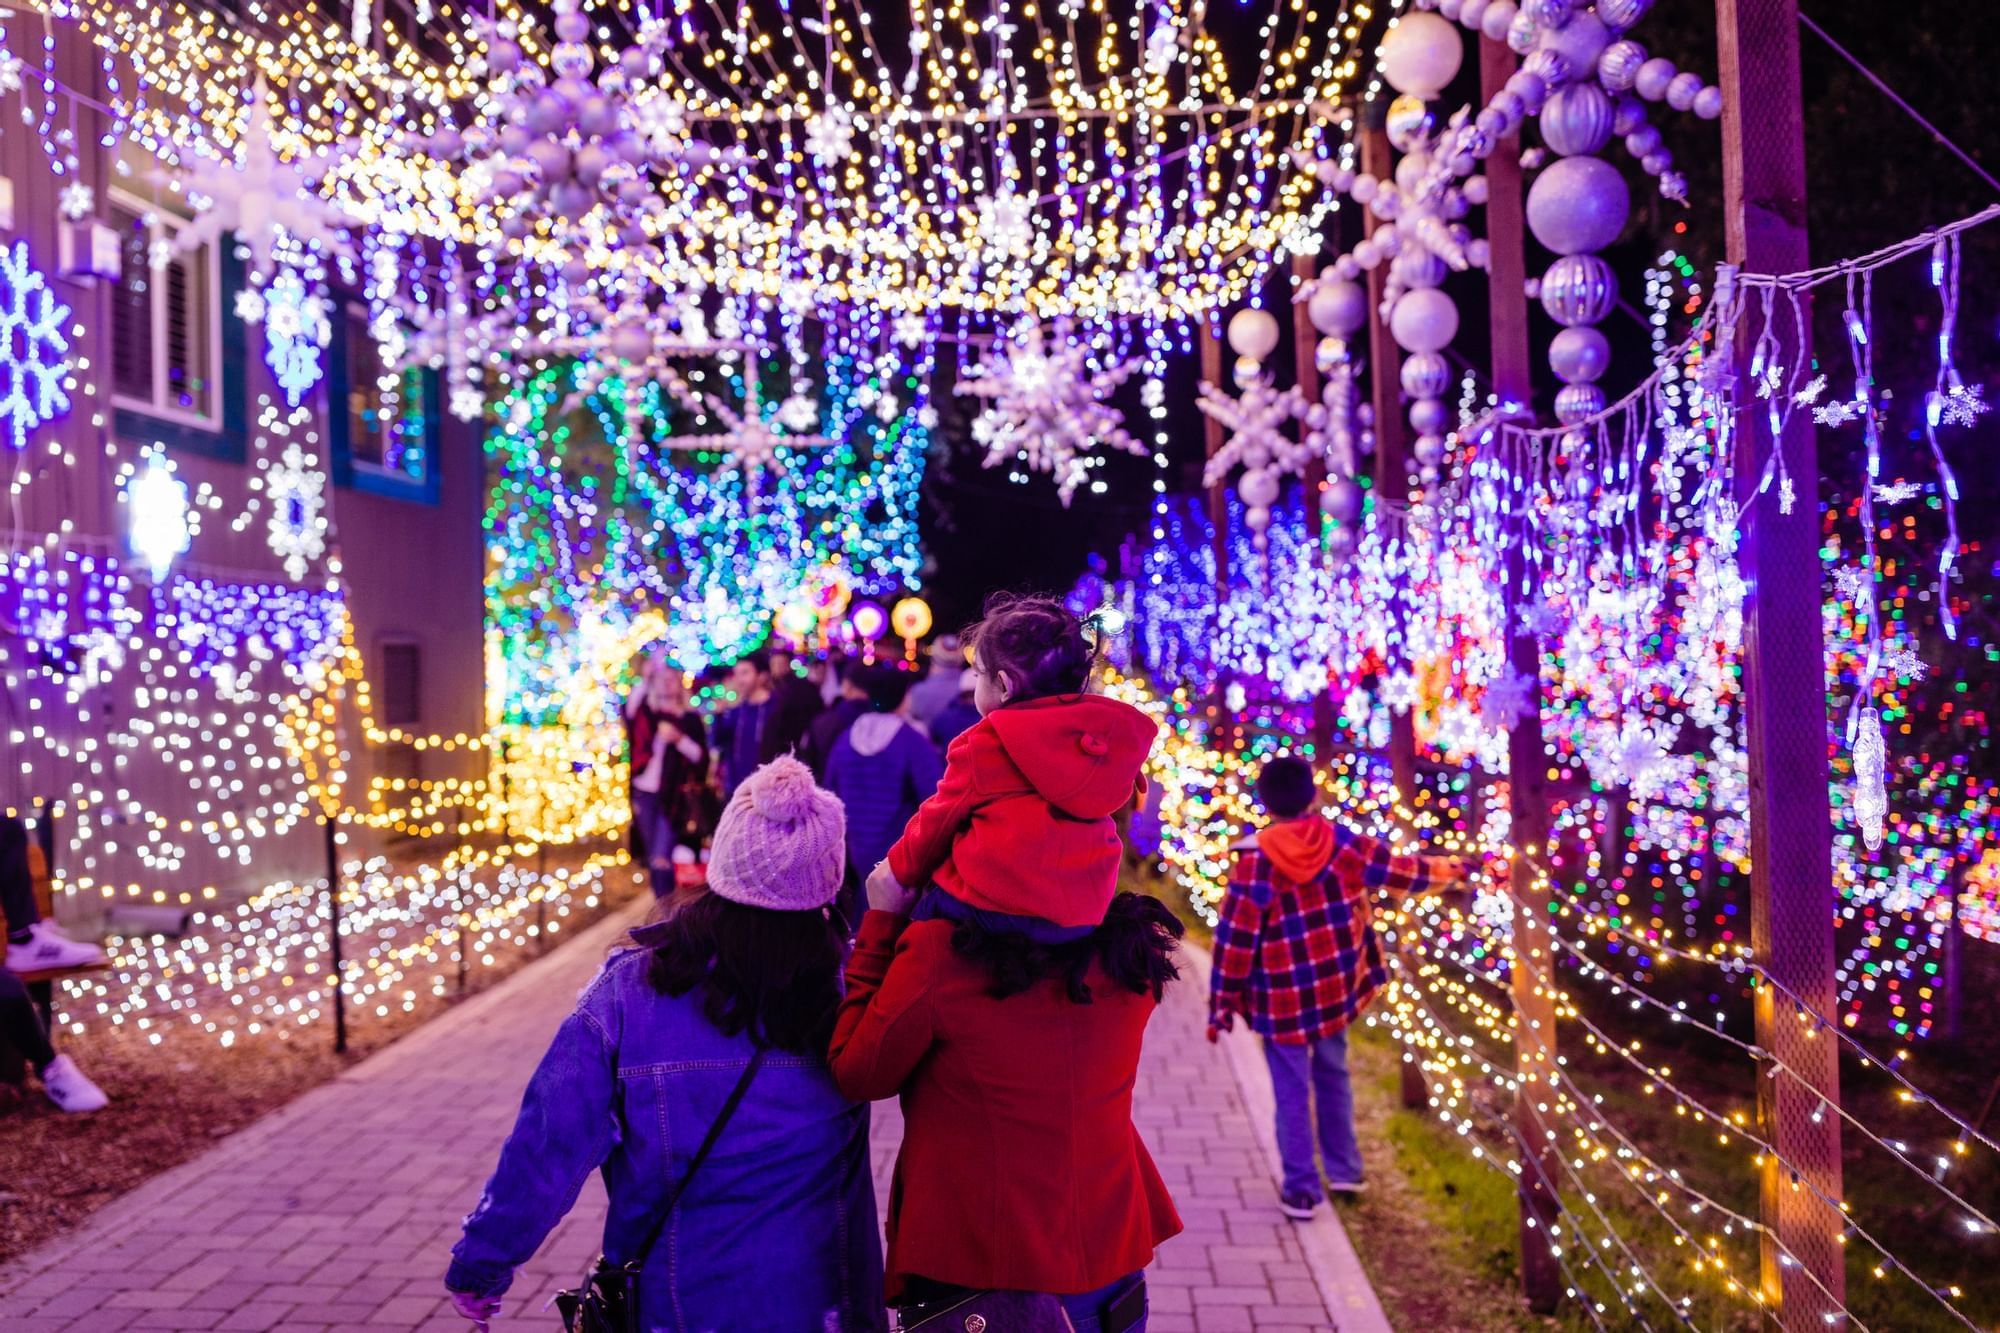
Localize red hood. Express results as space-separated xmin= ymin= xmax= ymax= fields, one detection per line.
xmin=982 ymin=694 xmax=1158 ymax=818
xmin=1259 ymin=817 xmax=1334 ymax=883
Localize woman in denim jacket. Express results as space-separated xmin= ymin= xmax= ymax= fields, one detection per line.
xmin=447 ymin=758 xmax=886 ymax=1333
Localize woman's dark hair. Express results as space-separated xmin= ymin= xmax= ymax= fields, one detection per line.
xmin=641 ymin=890 xmax=845 ymax=1053
xmin=948 ymin=892 xmax=1185 ymax=1003
xmin=963 ymin=592 xmax=1099 ymax=703
xmin=1256 ymin=755 xmax=1318 ymax=820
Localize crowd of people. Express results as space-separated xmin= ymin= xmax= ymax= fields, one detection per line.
xmin=448 ymin=593 xmax=1468 ymax=1332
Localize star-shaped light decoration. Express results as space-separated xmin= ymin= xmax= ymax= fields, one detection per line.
xmin=161 ymin=79 xmax=353 ymax=282
xmin=956 ymin=320 xmax=1143 ymax=505
xmin=1377 ymin=670 xmax=1417 ymax=715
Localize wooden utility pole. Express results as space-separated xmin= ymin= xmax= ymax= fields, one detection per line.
xmin=1480 ymin=38 xmax=1562 ymax=1316
xmin=1361 ymin=105 xmax=1428 ymax=1113
xmin=1717 ymin=1 xmax=1847 ymax=1326
xmin=1200 ymin=326 xmax=1236 ymax=750
xmin=1360 ymin=111 xmax=1418 ymax=809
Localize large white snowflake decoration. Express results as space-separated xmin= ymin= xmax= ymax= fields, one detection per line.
xmin=1196 ymin=376 xmax=1316 ymax=545
xmin=0 ymin=240 xmax=74 ymax=450
xmin=264 ymin=441 xmax=328 ymax=580
xmin=805 ymin=106 xmax=857 ymax=165
xmin=1479 ymin=663 xmax=1536 ymax=732
xmin=260 ymin=260 xmax=332 ymax=407
xmin=1937 ymin=381 xmax=1988 ymax=429
xmin=163 ymin=80 xmax=353 ymax=283
xmin=658 ymin=368 xmax=835 ymax=495
xmin=1378 ymin=670 xmax=1418 ymax=715
xmin=957 ymin=320 xmax=1142 ymax=505
xmin=1607 ymin=716 xmax=1677 ymax=801
xmin=975 ymin=187 xmax=1034 ymax=258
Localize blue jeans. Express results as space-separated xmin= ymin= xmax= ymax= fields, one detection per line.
xmin=1060 ymin=1272 xmax=1147 ymax=1333
xmin=630 ymin=790 xmax=676 ymax=897
xmin=1263 ymin=1031 xmax=1363 ymax=1198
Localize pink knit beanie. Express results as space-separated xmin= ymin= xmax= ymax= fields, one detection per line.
xmin=705 ymin=756 xmax=847 ymax=912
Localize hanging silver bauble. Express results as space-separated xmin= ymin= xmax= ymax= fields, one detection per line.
xmin=1315 ymin=336 xmax=1351 ymax=374
xmin=1391 ymin=248 xmax=1449 ymax=291
xmin=1507 ymin=9 xmax=1542 ymax=55
xmin=1539 ymin=254 xmax=1617 ymax=326
xmin=1327 ymin=523 xmax=1358 ymax=558
xmin=1548 ymin=325 xmax=1612 ymax=384
xmin=1522 ymin=49 xmax=1571 ymax=88
xmin=1538 ymin=10 xmax=1611 ymax=81
xmin=1522 ymin=0 xmax=1573 ymax=26
xmin=1400 ymin=351 xmax=1454 ymax=400
xmin=1597 ymin=0 xmax=1654 ymax=31
xmin=1389 ymin=288 xmax=1460 ymax=354
xmin=1612 ymin=94 xmax=1650 ymax=135
xmin=1598 ymin=39 xmax=1647 ymax=92
xmin=1386 ymin=95 xmax=1435 ymax=153
xmin=1239 ymin=468 xmax=1282 ymax=509
xmin=1413 ymin=433 xmax=1448 ymax=467
xmin=1539 ymin=84 xmax=1615 ymax=156
xmin=1525 ymin=155 xmax=1630 ymax=255
xmin=1308 ymin=279 xmax=1370 ymax=336
xmin=1410 ymin=396 xmax=1451 ymax=436
xmin=1227 ymin=308 xmax=1282 ymax=360
xmin=1635 ymin=57 xmax=1678 ymax=101
xmin=1232 ymin=355 xmax=1267 ymax=390
xmin=1323 ymin=478 xmax=1364 ymax=523
xmin=1554 ymin=382 xmax=1606 ymax=425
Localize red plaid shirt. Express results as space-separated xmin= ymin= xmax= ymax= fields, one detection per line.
xmin=1208 ymin=818 xmax=1438 ymax=1045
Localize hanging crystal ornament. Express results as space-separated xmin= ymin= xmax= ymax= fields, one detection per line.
xmin=957 ymin=320 xmax=1144 ymax=506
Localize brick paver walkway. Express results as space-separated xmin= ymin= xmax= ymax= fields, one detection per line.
xmin=0 ymin=902 xmax=1388 ymax=1331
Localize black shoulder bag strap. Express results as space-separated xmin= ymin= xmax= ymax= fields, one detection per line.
xmin=631 ymin=1046 xmax=766 ymax=1263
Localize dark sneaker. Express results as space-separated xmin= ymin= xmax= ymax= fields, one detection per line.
xmin=1278 ymin=1189 xmax=1322 ymax=1220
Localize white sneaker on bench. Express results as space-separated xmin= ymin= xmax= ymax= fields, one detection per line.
xmin=41 ymin=1054 xmax=109 ymax=1113
xmin=6 ymin=920 xmax=110 ymax=971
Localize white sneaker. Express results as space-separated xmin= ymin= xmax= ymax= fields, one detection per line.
xmin=41 ymin=1054 xmax=109 ymax=1113
xmin=6 ymin=920 xmax=109 ymax=971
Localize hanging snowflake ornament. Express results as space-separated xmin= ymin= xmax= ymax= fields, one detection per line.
xmin=804 ymin=105 xmax=856 ymax=164
xmin=1196 ymin=376 xmax=1315 ymax=543
xmin=1479 ymin=664 xmax=1536 ymax=731
xmin=163 ymin=79 xmax=353 ymax=282
xmin=1378 ymin=670 xmax=1417 ymax=715
xmin=975 ymin=187 xmax=1033 ymax=258
xmin=264 ymin=440 xmax=327 ymax=580
xmin=956 ymin=320 xmax=1143 ymax=505
xmin=0 ymin=240 xmax=74 ymax=450
xmin=261 ymin=262 xmax=332 ymax=406
xmin=124 ymin=448 xmax=194 ymax=581
xmin=1936 ymin=381 xmax=1988 ymax=429
xmin=1610 ymin=717 xmax=1676 ymax=800
xmin=894 ymin=311 xmax=930 ymax=349
xmin=777 ymin=392 xmax=819 ymax=432
xmin=1813 ymin=398 xmax=1865 ymax=428
xmin=58 ymin=182 xmax=94 ymax=222
xmin=1872 ymin=480 xmax=1922 ymax=505
xmin=1881 ymin=645 xmax=1927 ymax=682
xmin=658 ymin=367 xmax=835 ymax=495
xmin=1792 ymin=373 xmax=1828 ymax=406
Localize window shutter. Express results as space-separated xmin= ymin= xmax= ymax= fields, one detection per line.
xmin=380 ymin=641 xmax=421 ymax=727
xmin=111 ymin=206 xmax=153 ymax=402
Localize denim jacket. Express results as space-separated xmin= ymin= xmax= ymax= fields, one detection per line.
xmin=448 ymin=947 xmax=887 ymax=1333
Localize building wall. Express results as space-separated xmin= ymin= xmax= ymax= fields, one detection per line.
xmin=0 ymin=15 xmax=486 ymax=909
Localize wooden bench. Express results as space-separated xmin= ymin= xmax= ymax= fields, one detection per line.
xmin=0 ymin=839 xmax=113 ymax=1087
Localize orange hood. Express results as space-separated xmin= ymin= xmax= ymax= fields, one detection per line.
xmin=982 ymin=694 xmax=1158 ymax=818
xmin=1259 ymin=817 xmax=1335 ymax=883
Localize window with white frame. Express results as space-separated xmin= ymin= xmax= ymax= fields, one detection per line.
xmin=109 ymin=195 xmax=223 ymax=430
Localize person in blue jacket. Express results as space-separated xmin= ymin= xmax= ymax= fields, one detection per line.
xmin=823 ymin=664 xmax=944 ymax=933
xmin=447 ymin=758 xmax=886 ymax=1333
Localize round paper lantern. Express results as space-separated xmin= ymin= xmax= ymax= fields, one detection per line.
xmin=1538 ymin=254 xmax=1617 ymax=326
xmin=1539 ymin=84 xmax=1615 ymax=156
xmin=1554 ymin=383 xmax=1606 ymax=425
xmin=1378 ymin=12 xmax=1464 ymax=100
xmin=1525 ymin=155 xmax=1630 ymax=255
xmin=1239 ymin=469 xmax=1282 ymax=509
xmin=1389 ymin=288 xmax=1460 ymax=355
xmin=891 ymin=597 xmax=933 ymax=640
xmin=1400 ymin=351 xmax=1453 ymax=400
xmin=1322 ymin=478 xmax=1364 ymax=523
xmin=1227 ymin=308 xmax=1281 ymax=360
xmin=1548 ymin=325 xmax=1612 ymax=384
xmin=1308 ymin=280 xmax=1369 ymax=336
xmin=850 ymin=600 xmax=888 ymax=641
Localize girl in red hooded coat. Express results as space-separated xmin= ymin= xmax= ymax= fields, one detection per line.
xmin=843 ymin=594 xmax=1176 ymax=1332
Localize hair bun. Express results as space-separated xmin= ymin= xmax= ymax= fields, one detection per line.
xmin=747 ymin=756 xmax=820 ymax=824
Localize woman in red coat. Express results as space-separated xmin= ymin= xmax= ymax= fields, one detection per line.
xmin=828 ymin=877 xmax=1184 ymax=1333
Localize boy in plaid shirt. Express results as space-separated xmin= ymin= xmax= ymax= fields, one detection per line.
xmin=1207 ymin=756 xmax=1466 ymax=1218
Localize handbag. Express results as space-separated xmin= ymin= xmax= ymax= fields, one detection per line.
xmin=895 ymin=1289 xmax=1075 ymax=1333
xmin=553 ymin=1049 xmax=766 ymax=1333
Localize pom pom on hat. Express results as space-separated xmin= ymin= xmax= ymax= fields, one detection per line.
xmin=705 ymin=756 xmax=847 ymax=912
